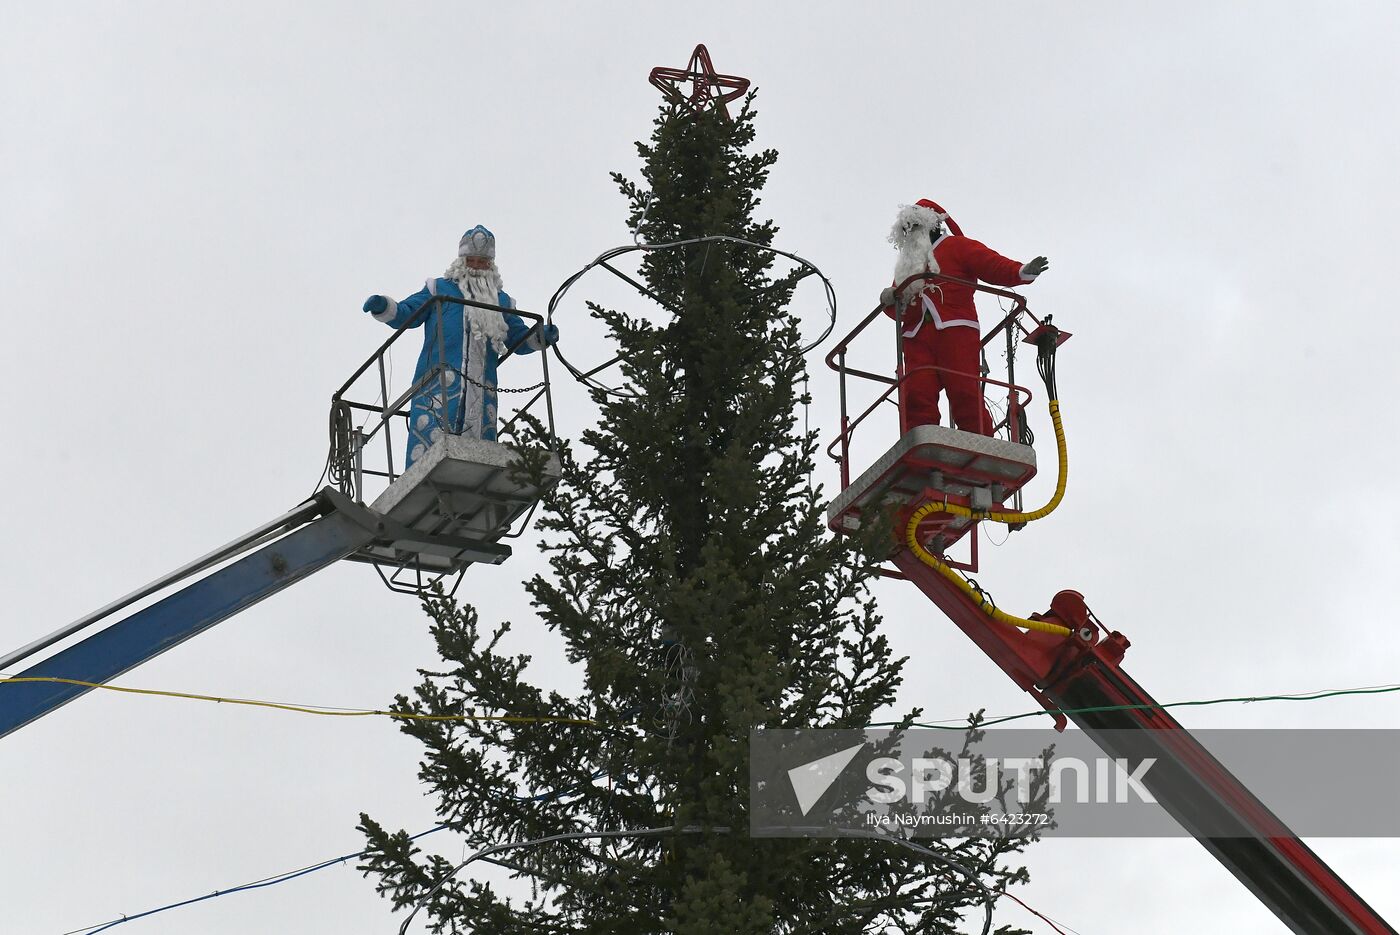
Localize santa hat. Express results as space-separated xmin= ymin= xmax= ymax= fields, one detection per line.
xmin=888 ymin=198 xmax=964 ymax=248
xmin=458 ymin=224 xmax=496 ymax=259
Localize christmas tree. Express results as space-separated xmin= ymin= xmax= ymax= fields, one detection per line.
xmin=359 ymin=50 xmax=1039 ymax=934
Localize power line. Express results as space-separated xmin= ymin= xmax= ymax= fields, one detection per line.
xmin=397 ymin=826 xmax=681 ymax=935
xmin=0 ymin=676 xmax=594 ymax=727
xmin=58 ymin=772 xmax=608 ymax=935
xmin=49 ymin=772 xmax=1090 ymax=935
xmin=61 ymin=824 xmax=1036 ymax=935
xmin=61 ymin=827 xmax=448 ymax=935
xmin=1001 ymin=890 xmax=1080 ymax=935
xmin=868 ymin=682 xmax=1400 ymax=731
xmin=8 ymin=674 xmax=1396 ymax=732
xmin=25 ymin=675 xmax=1394 ymax=932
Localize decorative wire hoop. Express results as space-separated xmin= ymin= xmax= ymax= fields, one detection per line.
xmin=545 ymin=235 xmax=838 ymax=400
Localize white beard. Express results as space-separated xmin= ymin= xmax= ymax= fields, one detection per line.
xmin=442 ymin=259 xmax=511 ymax=440
xmin=461 ymin=267 xmax=502 ymax=305
xmin=892 ymin=231 xmax=940 ymax=307
xmin=443 ymin=259 xmax=510 ymax=354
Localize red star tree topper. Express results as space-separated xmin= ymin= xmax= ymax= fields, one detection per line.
xmin=648 ymin=44 xmax=750 ymax=120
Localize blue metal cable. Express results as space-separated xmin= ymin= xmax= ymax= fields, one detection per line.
xmin=63 ymin=771 xmax=608 ymax=934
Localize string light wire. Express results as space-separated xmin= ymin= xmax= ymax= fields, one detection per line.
xmin=7 ymin=675 xmax=1395 ymax=732
xmin=0 ymin=676 xmax=594 ymax=727
xmin=59 ymin=772 xmax=609 ymax=935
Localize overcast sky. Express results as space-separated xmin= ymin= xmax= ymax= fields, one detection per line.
xmin=4 ymin=2 xmax=1399 ymax=933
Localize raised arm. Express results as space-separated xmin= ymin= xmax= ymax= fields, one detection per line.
xmin=362 ymin=283 xmax=435 ymax=330
xmin=958 ymin=238 xmax=1050 ymax=288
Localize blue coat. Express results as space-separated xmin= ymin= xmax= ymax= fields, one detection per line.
xmin=369 ymin=278 xmax=540 ymax=466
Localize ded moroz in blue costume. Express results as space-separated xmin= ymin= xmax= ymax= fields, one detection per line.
xmin=362 ymin=225 xmax=558 ymax=468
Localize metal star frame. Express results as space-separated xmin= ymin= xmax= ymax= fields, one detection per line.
xmin=648 ymin=44 xmax=750 ymax=120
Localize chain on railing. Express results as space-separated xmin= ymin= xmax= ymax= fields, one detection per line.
xmin=328 ymin=295 xmax=558 ymax=504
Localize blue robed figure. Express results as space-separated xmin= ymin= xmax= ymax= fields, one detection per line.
xmin=362 ymin=225 xmax=558 ymax=468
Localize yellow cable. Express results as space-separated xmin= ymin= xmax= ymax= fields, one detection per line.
xmin=901 ymin=399 xmax=1072 ymax=637
xmin=903 ymin=520 xmax=1072 ymax=636
xmin=930 ymin=400 xmax=1067 ymax=525
xmin=6 ymin=408 xmax=1071 ymax=720
xmin=0 ymin=677 xmax=597 ymax=726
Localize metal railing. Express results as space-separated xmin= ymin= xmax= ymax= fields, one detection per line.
xmin=825 ymin=272 xmax=1051 ymax=490
xmin=327 ymin=295 xmax=557 ymax=507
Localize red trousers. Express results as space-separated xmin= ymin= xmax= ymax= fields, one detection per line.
xmin=900 ymin=325 xmax=992 ymax=435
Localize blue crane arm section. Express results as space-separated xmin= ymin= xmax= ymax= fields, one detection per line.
xmin=0 ymin=491 xmax=381 ymax=740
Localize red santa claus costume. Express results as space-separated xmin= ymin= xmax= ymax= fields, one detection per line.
xmin=885 ymin=199 xmax=1041 ymax=436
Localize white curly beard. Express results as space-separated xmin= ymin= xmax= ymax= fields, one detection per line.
xmin=892 ymin=233 xmax=939 ymax=307
xmin=444 ymin=258 xmax=509 ymax=353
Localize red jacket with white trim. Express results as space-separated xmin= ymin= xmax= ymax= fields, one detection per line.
xmin=887 ymin=233 xmax=1035 ymax=337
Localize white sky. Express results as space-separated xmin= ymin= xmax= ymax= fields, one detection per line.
xmin=3 ymin=2 xmax=1398 ymax=933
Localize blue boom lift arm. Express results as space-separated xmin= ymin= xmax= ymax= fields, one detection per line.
xmin=0 ymin=487 xmax=508 ymax=740
xmin=1 ymin=291 xmax=560 ymax=740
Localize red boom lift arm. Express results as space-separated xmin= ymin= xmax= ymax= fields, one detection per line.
xmin=828 ymin=275 xmax=1395 ymax=935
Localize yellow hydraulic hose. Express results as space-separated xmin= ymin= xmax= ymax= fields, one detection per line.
xmin=902 ymin=399 xmax=1072 ymax=637
xmin=904 ymin=520 xmax=1072 ymax=636
xmin=935 ymin=400 xmax=1068 ymax=525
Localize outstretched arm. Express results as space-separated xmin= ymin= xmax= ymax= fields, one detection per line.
xmin=957 ymin=238 xmax=1050 ymax=287
xmin=363 ymin=284 xmax=434 ymax=330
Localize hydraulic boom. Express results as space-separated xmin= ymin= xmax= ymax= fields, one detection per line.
xmin=893 ymin=550 xmax=1396 ymax=935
